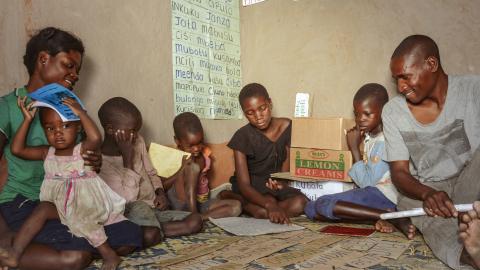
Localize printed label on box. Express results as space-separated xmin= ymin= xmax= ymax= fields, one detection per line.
xmin=295 ymin=151 xmax=346 ymax=180
xmin=289 ymin=181 xmax=353 ymax=201
xmin=290 ymin=148 xmax=352 ymax=182
xmin=294 ymin=168 xmax=345 ymax=180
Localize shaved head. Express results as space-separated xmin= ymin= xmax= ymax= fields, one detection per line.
xmin=98 ymin=97 xmax=142 ymax=128
xmin=391 ymin=35 xmax=441 ymax=66
xmin=353 ymin=83 xmax=388 ymax=108
xmin=239 ymin=83 xmax=270 ymax=108
xmin=390 ymin=35 xmax=447 ymax=105
xmin=173 ymin=112 xmax=203 ymax=139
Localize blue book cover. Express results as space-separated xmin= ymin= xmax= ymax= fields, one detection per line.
xmin=28 ymin=83 xmax=85 ymax=122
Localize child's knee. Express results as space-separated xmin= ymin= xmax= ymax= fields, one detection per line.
xmin=300 ymin=195 xmax=309 ymax=205
xmin=59 ymin=251 xmax=92 ymax=270
xmin=312 ymin=195 xmax=337 ymax=219
xmin=183 ymin=162 xmax=201 ymax=183
xmin=35 ymin=201 xmax=57 ymax=216
xmin=185 ymin=213 xmax=203 ymax=233
xmin=292 ymin=195 xmax=309 ymax=209
xmin=230 ymin=200 xmax=242 ymax=217
xmin=248 ymin=206 xmax=267 ymax=219
xmin=284 ymin=195 xmax=309 ymax=216
xmin=142 ymin=227 xmax=163 ymax=248
xmin=304 ymin=200 xmax=317 ymax=219
xmin=314 ymin=195 xmax=334 ymax=210
xmin=37 ymin=201 xmax=55 ymax=210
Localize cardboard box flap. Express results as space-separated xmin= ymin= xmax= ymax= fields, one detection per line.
xmin=291 ymin=117 xmax=355 ymax=150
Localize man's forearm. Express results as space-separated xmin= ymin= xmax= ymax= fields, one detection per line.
xmin=392 ymin=170 xmax=436 ymax=201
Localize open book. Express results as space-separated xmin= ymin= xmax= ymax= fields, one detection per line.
xmin=28 ymin=83 xmax=85 ymax=122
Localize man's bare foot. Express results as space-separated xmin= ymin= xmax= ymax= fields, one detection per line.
xmin=375 ymin=220 xmax=395 ymax=233
xmin=459 ymin=201 xmax=480 ymax=269
xmin=0 ymin=246 xmax=21 ymax=268
xmin=389 ymin=217 xmax=417 ymax=239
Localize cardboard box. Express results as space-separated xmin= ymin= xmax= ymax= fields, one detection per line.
xmin=290 ymin=147 xmax=353 ymax=182
xmin=291 ymin=118 xmax=355 ymax=150
xmin=288 ymin=180 xmax=354 ymax=201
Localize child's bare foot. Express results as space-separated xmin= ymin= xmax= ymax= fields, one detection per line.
xmin=98 ymin=242 xmax=121 ymax=270
xmin=0 ymin=232 xmax=13 ymax=249
xmin=101 ymin=255 xmax=121 ymax=270
xmin=163 ymin=213 xmax=203 ymax=238
xmin=185 ymin=211 xmax=204 ymax=226
xmin=0 ymin=246 xmax=21 ymax=268
xmin=459 ymin=201 xmax=480 ymax=269
xmin=390 ymin=217 xmax=416 ymax=240
xmin=375 ymin=220 xmax=395 ymax=233
xmin=244 ymin=203 xmax=268 ymax=219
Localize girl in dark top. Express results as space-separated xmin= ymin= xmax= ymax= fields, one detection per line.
xmin=225 ymin=83 xmax=308 ymax=224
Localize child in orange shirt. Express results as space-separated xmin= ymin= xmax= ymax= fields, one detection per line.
xmin=163 ymin=112 xmax=241 ymax=221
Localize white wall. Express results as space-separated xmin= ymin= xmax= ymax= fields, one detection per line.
xmin=1 ymin=0 xmax=479 ymax=144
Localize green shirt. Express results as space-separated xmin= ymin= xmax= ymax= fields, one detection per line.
xmin=0 ymin=87 xmax=46 ymax=203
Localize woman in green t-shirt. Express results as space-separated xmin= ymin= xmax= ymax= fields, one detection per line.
xmin=0 ymin=27 xmax=142 ymax=270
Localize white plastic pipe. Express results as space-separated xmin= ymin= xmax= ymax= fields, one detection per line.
xmin=380 ymin=204 xmax=473 ymax=220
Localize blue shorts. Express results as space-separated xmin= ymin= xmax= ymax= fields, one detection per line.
xmin=304 ymin=186 xmax=396 ymax=220
xmin=0 ymin=195 xmax=143 ymax=253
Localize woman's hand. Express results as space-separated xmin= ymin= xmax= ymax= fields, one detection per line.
xmin=82 ymin=150 xmax=102 ymax=173
xmin=17 ymin=96 xmax=37 ymax=122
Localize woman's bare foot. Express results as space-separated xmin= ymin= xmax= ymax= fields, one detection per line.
xmin=459 ymin=201 xmax=480 ymax=269
xmin=389 ymin=217 xmax=417 ymax=239
xmin=375 ymin=220 xmax=395 ymax=233
xmin=0 ymin=246 xmax=21 ymax=268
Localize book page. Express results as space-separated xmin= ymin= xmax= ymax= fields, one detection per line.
xmin=209 ymin=217 xmax=304 ymax=236
xmin=28 ymin=83 xmax=85 ymax=122
xmin=149 ymin=143 xmax=191 ymax=178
